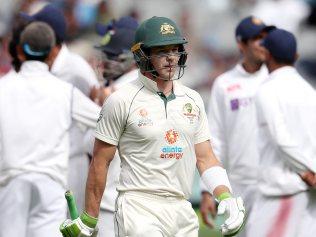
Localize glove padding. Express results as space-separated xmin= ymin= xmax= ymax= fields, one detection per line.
xmin=217 ymin=197 xmax=246 ymax=237
xmin=60 ymin=216 xmax=98 ymax=237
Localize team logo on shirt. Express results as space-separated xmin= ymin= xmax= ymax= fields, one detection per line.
xmin=160 ymin=129 xmax=183 ymax=160
xmin=137 ymin=108 xmax=153 ymax=127
xmin=183 ymin=103 xmax=197 ymax=124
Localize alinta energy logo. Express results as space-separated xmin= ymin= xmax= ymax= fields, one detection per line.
xmin=160 ymin=129 xmax=184 ymax=160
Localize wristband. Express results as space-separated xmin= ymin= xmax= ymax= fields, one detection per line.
xmin=217 ymin=192 xmax=232 ymax=201
xmin=201 ymin=166 xmax=232 ymax=195
xmin=80 ymin=211 xmax=98 ymax=228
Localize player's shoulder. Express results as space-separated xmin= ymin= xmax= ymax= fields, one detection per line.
xmin=178 ymin=83 xmax=204 ymax=105
xmin=213 ymin=65 xmax=241 ymax=86
xmin=107 ymin=79 xmax=144 ymax=104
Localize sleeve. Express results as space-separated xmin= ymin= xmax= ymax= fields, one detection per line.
xmin=72 ymin=55 xmax=100 ymax=96
xmin=194 ymin=94 xmax=211 ymax=144
xmin=255 ymin=89 xmax=316 ymax=173
xmin=95 ymin=93 xmax=126 ymax=146
xmin=71 ymin=87 xmax=101 ymax=128
xmin=207 ymin=80 xmax=227 ymax=162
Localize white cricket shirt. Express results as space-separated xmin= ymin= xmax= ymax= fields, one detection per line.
xmin=255 ymin=66 xmax=316 ymax=195
xmin=96 ymin=72 xmax=210 ymax=199
xmin=0 ymin=61 xmax=99 ymax=187
xmin=207 ymin=64 xmax=267 ymax=185
xmin=51 ymin=44 xmax=99 ymax=157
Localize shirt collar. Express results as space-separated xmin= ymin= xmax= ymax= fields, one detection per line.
xmin=138 ymin=71 xmax=186 ymax=96
xmin=20 ymin=61 xmax=49 ymax=75
xmin=235 ymin=63 xmax=267 ymax=77
xmin=50 ymin=44 xmax=68 ymax=74
xmin=269 ymin=66 xmax=296 ymax=79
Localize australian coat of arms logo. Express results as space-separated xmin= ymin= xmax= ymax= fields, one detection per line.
xmin=165 ymin=129 xmax=179 ymax=144
xmin=160 ymin=23 xmax=175 ymax=35
xmin=183 ymin=103 xmax=197 ymax=124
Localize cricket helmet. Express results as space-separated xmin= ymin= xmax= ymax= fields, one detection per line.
xmin=131 ymin=16 xmax=188 ymax=79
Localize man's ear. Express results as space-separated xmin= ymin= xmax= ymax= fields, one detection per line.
xmin=17 ymin=45 xmax=26 ymax=62
xmin=46 ymin=46 xmax=59 ymax=68
xmin=237 ymin=41 xmax=246 ymax=54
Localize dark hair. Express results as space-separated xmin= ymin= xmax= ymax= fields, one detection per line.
xmin=9 ymin=17 xmax=30 ymax=71
xmin=24 ymin=53 xmax=47 ymax=62
xmin=273 ymin=56 xmax=296 ymax=65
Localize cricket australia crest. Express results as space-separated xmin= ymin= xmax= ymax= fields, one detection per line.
xmin=160 ymin=23 xmax=175 ymax=35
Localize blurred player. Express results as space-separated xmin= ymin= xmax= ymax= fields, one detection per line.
xmin=20 ymin=4 xmax=100 ymax=212
xmin=247 ymin=28 xmax=316 ymax=237
xmin=92 ymin=16 xmax=139 ymax=237
xmin=0 ymin=22 xmax=99 ymax=237
xmin=200 ymin=16 xmax=274 ymax=236
xmin=60 ymin=16 xmax=245 ymax=237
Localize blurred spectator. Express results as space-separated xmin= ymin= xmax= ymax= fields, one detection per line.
xmin=252 ymin=0 xmax=310 ymax=34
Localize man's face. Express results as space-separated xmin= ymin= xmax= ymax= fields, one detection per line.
xmin=149 ymin=45 xmax=180 ymax=80
xmin=241 ymin=32 xmax=267 ymax=63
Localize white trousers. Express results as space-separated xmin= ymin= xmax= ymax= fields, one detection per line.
xmin=114 ymin=191 xmax=199 ymax=237
xmin=97 ymin=209 xmax=115 ymax=237
xmin=247 ymin=192 xmax=309 ymax=237
xmin=0 ymin=173 xmax=66 ymax=237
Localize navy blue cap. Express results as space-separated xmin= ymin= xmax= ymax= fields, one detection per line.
xmin=236 ymin=16 xmax=275 ymax=41
xmin=261 ymin=28 xmax=297 ymax=62
xmin=95 ymin=28 xmax=136 ymax=56
xmin=96 ymin=16 xmax=138 ymax=36
xmin=20 ymin=4 xmax=66 ymax=42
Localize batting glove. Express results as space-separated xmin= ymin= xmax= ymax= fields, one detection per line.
xmin=60 ymin=212 xmax=98 ymax=237
xmin=217 ymin=193 xmax=246 ymax=237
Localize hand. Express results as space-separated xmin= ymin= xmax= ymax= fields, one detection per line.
xmin=300 ymin=171 xmax=316 ymax=187
xmin=200 ymin=192 xmax=217 ymax=228
xmin=60 ymin=212 xmax=98 ymax=237
xmin=89 ymin=86 xmax=112 ymax=106
xmin=217 ymin=196 xmax=246 ymax=237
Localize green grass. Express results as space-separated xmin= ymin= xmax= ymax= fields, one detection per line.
xmin=195 ymin=208 xmax=223 ymax=237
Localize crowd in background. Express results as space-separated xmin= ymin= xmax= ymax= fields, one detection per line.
xmin=2 ymin=0 xmax=316 ymax=95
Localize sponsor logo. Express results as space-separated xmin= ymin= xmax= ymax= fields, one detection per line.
xmin=97 ymin=113 xmax=103 ymax=123
xmin=161 ymin=129 xmax=183 ymax=160
xmin=230 ymin=97 xmax=252 ymax=111
xmin=137 ymin=108 xmax=153 ymax=127
xmin=165 ymin=129 xmax=179 ymax=144
xmin=183 ymin=103 xmax=197 ymax=124
xmin=226 ymin=84 xmax=241 ymax=92
xmin=160 ymin=23 xmax=175 ymax=35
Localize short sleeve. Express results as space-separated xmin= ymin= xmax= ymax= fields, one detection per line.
xmin=95 ymin=93 xmax=126 ymax=146
xmin=195 ymin=95 xmax=211 ymax=144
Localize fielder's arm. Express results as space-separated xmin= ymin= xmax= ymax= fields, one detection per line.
xmin=85 ymin=138 xmax=116 ymax=217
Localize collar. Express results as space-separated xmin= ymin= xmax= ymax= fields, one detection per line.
xmin=50 ymin=44 xmax=68 ymax=74
xmin=269 ymin=66 xmax=296 ymax=80
xmin=20 ymin=61 xmax=49 ymax=75
xmin=138 ymin=71 xmax=186 ymax=96
xmin=235 ymin=63 xmax=267 ymax=77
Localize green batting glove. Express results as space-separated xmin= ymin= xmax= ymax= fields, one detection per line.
xmin=60 ymin=211 xmax=98 ymax=237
